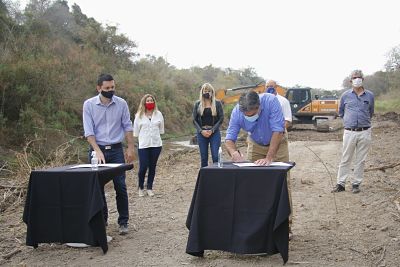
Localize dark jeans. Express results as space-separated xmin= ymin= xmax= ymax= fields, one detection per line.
xmin=88 ymin=146 xmax=129 ymax=226
xmin=197 ymin=129 xmax=221 ymax=167
xmin=138 ymin=146 xmax=162 ymax=190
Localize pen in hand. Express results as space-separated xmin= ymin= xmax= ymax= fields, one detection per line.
xmin=232 ymin=150 xmax=244 ymax=162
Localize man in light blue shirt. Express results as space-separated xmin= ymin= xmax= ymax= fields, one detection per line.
xmin=332 ymin=69 xmax=374 ymax=194
xmin=225 ymin=91 xmax=285 ymax=165
xmin=83 ymin=73 xmax=134 ymax=235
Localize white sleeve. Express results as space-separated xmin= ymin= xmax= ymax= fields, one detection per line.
xmin=280 ymin=97 xmax=292 ymax=122
xmin=133 ymin=115 xmax=140 ymax=137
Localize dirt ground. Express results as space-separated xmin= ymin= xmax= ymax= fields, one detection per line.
xmin=1 ymin=114 xmax=400 ymax=266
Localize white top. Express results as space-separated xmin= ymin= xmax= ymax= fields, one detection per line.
xmin=277 ymin=94 xmax=292 ymax=122
xmin=133 ymin=110 xmax=164 ymax=149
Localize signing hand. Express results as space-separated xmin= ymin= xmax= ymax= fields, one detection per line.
xmin=231 ymin=151 xmax=245 ymax=162
xmin=254 ymin=157 xmax=272 ymax=166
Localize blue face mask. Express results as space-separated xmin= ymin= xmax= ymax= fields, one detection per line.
xmin=244 ymin=113 xmax=259 ymax=122
xmin=266 ymin=87 xmax=276 ymax=94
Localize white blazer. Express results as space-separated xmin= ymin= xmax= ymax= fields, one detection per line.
xmin=133 ymin=110 xmax=164 ymax=149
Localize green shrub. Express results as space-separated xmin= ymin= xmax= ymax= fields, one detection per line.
xmin=375 ymin=99 xmax=400 ymax=113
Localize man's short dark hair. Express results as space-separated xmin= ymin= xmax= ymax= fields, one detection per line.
xmin=97 ymin=74 xmax=114 ymax=86
xmin=239 ymin=91 xmax=260 ymax=112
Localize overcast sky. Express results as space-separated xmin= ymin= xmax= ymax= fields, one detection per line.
xmin=27 ymin=0 xmax=400 ymax=90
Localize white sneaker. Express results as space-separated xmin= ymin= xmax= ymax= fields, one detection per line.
xmin=138 ymin=189 xmax=144 ymax=197
xmin=147 ymin=190 xmax=154 ymax=197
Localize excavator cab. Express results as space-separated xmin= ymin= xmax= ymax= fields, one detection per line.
xmin=286 ymin=88 xmax=312 ymax=115
xmin=286 ymin=87 xmax=339 ymax=124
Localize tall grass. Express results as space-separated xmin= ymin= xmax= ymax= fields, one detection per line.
xmin=0 ymin=136 xmax=85 ymax=212
xmin=375 ymin=96 xmax=400 ymax=113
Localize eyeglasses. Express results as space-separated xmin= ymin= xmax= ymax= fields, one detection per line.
xmin=351 ymin=77 xmax=362 ymax=80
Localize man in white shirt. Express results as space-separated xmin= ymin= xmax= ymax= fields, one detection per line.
xmin=266 ymin=80 xmax=292 ymax=128
xmin=266 ymin=80 xmax=294 ymax=240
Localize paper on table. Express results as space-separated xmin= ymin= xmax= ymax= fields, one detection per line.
xmin=232 ymin=162 xmax=259 ymax=167
xmin=232 ymin=162 xmax=292 ymax=167
xmin=69 ymin=163 xmax=122 ymax=169
xmin=269 ymin=162 xmax=293 ymax=167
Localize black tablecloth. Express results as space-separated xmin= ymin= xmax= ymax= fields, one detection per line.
xmin=186 ymin=163 xmax=294 ymax=263
xmin=23 ymin=163 xmax=133 ymax=253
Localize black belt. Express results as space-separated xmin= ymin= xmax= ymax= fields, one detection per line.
xmin=201 ymin=126 xmax=213 ymax=130
xmin=345 ymin=127 xmax=370 ymax=131
xmin=97 ymin=143 xmax=122 ymax=150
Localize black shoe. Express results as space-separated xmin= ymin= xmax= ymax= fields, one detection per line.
xmin=352 ymin=184 xmax=360 ymax=194
xmin=331 ymin=184 xmax=345 ymax=193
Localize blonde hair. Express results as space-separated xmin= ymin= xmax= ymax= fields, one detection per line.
xmin=198 ymin=83 xmax=217 ymax=116
xmin=136 ymin=94 xmax=158 ymax=118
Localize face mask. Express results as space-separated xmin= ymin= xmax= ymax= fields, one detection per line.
xmin=266 ymin=87 xmax=276 ymax=94
xmin=202 ymin=93 xmax=210 ymax=99
xmin=101 ymin=90 xmax=114 ymax=99
xmin=244 ymin=113 xmax=259 ymax=122
xmin=145 ymin=102 xmax=155 ymax=110
xmin=352 ymin=78 xmax=363 ymax=88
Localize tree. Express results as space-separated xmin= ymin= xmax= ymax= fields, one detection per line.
xmin=341 ymin=79 xmax=348 ymax=90
xmin=0 ymin=0 xmax=270 ymax=148
xmin=364 ymin=71 xmax=389 ymax=95
xmin=24 ymin=0 xmax=51 ymax=19
xmin=385 ymin=45 xmax=400 ymax=71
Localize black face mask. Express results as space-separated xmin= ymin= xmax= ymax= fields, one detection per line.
xmin=202 ymin=93 xmax=210 ymax=99
xmin=101 ymin=90 xmax=115 ymax=99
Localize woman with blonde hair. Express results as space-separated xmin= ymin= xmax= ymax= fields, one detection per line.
xmin=192 ymin=83 xmax=224 ymax=167
xmin=133 ymin=94 xmax=164 ymax=197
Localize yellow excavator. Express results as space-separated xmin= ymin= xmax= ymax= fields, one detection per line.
xmin=215 ymin=81 xmax=339 ymax=126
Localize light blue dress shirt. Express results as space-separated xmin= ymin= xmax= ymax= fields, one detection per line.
xmin=226 ymin=93 xmax=285 ymax=146
xmin=83 ymin=94 xmax=133 ymax=146
xmin=339 ymin=89 xmax=374 ymax=128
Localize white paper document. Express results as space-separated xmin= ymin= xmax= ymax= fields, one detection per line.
xmin=232 ymin=162 xmax=292 ymax=167
xmin=69 ymin=163 xmax=122 ymax=169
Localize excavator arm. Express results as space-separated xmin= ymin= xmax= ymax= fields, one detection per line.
xmin=215 ymin=82 xmax=286 ymax=105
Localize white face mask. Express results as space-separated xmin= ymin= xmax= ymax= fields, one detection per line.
xmin=244 ymin=113 xmax=259 ymax=122
xmin=352 ymin=78 xmax=363 ymax=88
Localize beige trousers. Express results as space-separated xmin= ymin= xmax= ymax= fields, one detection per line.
xmin=337 ymin=128 xmax=372 ymax=186
xmin=247 ymin=134 xmax=293 ymax=230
